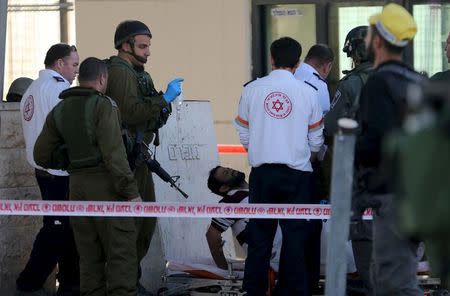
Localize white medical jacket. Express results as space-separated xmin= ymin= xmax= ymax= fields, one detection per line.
xmin=234 ymin=70 xmax=324 ymax=172
xmin=294 ymin=62 xmax=331 ymax=114
xmin=20 ymin=69 xmax=70 ymax=176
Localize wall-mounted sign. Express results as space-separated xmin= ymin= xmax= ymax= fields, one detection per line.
xmin=271 ymin=8 xmax=302 ymax=17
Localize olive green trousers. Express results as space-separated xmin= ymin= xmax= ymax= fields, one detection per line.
xmin=134 ymin=164 xmax=156 ymax=265
xmin=70 ymin=172 xmax=137 ymax=296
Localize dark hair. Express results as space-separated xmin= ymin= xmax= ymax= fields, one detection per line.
xmin=305 ymin=44 xmax=334 ymax=66
xmin=371 ymin=25 xmax=404 ymax=55
xmin=78 ymin=57 xmax=108 ymax=82
xmin=44 ymin=43 xmax=77 ymax=68
xmin=207 ymin=166 xmax=222 ymax=195
xmin=270 ymin=37 xmax=302 ymax=68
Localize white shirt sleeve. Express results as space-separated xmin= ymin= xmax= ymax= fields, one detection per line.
xmin=318 ymin=82 xmax=331 ymax=114
xmin=307 ymin=92 xmax=324 ymax=152
xmin=234 ymin=90 xmax=250 ymax=149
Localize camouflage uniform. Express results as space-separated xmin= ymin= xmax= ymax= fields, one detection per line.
xmin=106 ymin=56 xmax=170 ymax=264
xmin=34 ymin=86 xmax=140 ymax=296
xmin=324 ymin=61 xmax=374 ymax=294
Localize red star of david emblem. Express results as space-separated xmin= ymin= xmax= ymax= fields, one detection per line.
xmin=23 ymin=95 xmax=34 ymax=121
xmin=24 ymin=101 xmax=32 ymax=114
xmin=272 ymin=99 xmax=283 ymax=112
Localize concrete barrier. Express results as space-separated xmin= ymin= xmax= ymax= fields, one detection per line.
xmin=0 ymin=102 xmax=45 ymax=294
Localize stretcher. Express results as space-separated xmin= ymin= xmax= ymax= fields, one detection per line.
xmin=157 ymin=258 xmax=246 ymax=296
xmin=155 ymin=231 xmax=441 ymax=296
xmin=155 ymin=221 xmax=355 ymax=296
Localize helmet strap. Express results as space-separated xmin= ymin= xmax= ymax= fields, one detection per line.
xmin=123 ymin=38 xmax=147 ymax=64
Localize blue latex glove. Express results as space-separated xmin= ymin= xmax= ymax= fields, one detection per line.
xmin=163 ymin=78 xmax=184 ymax=103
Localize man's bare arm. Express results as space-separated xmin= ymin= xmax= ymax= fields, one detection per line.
xmin=206 ymin=225 xmax=228 ymax=270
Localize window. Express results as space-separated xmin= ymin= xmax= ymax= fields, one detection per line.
xmin=413 ymin=3 xmax=450 ymax=77
xmin=263 ymin=4 xmax=316 ymax=74
xmin=3 ymin=0 xmax=75 ymax=100
xmin=336 ymin=6 xmax=382 ymax=78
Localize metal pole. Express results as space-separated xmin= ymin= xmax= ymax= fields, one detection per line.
xmin=324 ymin=118 xmax=358 ymax=296
xmin=59 ymin=0 xmax=68 ymax=43
xmin=0 ymin=0 xmax=8 ymax=100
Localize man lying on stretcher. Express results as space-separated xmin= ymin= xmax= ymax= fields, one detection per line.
xmin=205 ymin=166 xmax=282 ymax=272
xmin=204 ymin=166 xmax=357 ymax=274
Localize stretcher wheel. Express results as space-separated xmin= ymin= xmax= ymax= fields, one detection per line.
xmin=157 ymin=287 xmax=168 ymax=295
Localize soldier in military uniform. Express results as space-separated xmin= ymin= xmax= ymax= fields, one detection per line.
xmin=324 ymin=25 xmax=374 ymax=295
xmin=325 ymin=26 xmax=372 ymax=140
xmin=34 ymin=57 xmax=141 ymax=296
xmin=105 ymin=20 xmax=183 ymax=290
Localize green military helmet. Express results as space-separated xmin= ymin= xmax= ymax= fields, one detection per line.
xmin=343 ymin=26 xmax=368 ymax=61
xmin=114 ymin=20 xmax=152 ymax=49
xmin=6 ymin=77 xmax=33 ymax=102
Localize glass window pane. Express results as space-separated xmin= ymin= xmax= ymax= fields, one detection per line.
xmin=337 ymin=6 xmax=382 ymax=78
xmin=263 ymin=4 xmax=316 ymax=75
xmin=413 ymin=4 xmax=450 ymax=77
xmin=3 ymin=0 xmax=75 ymax=100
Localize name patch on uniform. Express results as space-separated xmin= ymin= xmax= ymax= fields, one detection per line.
xmin=264 ymin=92 xmax=292 ymax=119
xmin=330 ymin=90 xmax=341 ymax=109
xmin=23 ymin=95 xmax=34 ymax=121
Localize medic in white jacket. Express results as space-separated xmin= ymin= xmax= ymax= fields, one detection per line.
xmin=234 ymin=69 xmax=324 ymax=172
xmin=20 ymin=69 xmax=70 ymax=176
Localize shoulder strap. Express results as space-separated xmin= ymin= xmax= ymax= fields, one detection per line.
xmin=304 ymin=81 xmax=318 ymax=91
xmin=243 ymin=78 xmax=256 ymax=87
xmin=354 ymin=69 xmax=370 ymax=88
xmin=313 ymin=72 xmax=326 ymax=82
xmin=85 ymin=94 xmax=100 ymax=144
xmin=104 ymin=95 xmax=118 ymax=108
xmin=348 ymin=68 xmax=372 ymax=120
xmin=53 ymin=76 xmax=65 ymax=83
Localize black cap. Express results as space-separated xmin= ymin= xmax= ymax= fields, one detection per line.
xmin=114 ymin=20 xmax=152 ymax=49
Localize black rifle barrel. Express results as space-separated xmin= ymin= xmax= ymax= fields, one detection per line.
xmin=139 ymin=139 xmax=189 ymax=199
xmin=146 ymin=158 xmax=189 ymax=199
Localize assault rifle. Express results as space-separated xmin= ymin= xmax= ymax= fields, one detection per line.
xmin=139 ymin=140 xmax=189 ymax=199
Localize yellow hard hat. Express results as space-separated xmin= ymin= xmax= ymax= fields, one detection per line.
xmin=369 ymin=3 xmax=417 ymax=47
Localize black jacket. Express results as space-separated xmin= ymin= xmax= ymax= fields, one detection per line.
xmin=355 ymin=60 xmax=424 ymax=193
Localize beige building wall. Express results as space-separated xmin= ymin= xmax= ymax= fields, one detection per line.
xmin=75 ymin=0 xmax=252 ymax=174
